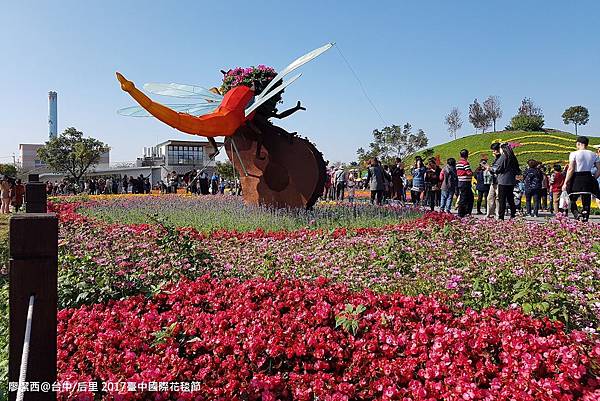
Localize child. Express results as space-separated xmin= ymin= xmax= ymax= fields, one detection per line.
xmin=513 ymin=177 xmax=524 ymax=216
xmin=347 ymin=172 xmax=356 ymax=203
xmin=549 ymin=164 xmax=566 ymax=216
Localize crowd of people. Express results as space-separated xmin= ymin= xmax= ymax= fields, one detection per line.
xmin=41 ymin=170 xmax=241 ymax=198
xmin=323 ymin=161 xmax=407 ymax=205
xmin=356 ymin=136 xmax=600 ymax=222
xmin=3 ymin=138 xmax=600 ymax=222
xmin=167 ymin=170 xmax=241 ymax=196
xmin=0 ymin=177 xmax=25 ymax=214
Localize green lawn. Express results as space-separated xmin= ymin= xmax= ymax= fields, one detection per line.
xmin=409 ymin=129 xmax=600 ymax=167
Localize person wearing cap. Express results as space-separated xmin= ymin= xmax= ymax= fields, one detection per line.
xmin=562 ymin=136 xmax=600 ymax=221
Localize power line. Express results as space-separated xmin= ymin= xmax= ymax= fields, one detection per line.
xmin=335 ymin=44 xmax=388 ymax=126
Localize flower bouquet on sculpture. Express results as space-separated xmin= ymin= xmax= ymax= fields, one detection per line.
xmin=220 ymin=65 xmax=277 ymax=95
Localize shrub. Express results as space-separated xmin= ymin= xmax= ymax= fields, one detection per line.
xmin=510 ymin=114 xmax=545 ymax=131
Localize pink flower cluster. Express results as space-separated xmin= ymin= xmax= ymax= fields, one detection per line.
xmin=58 ymin=277 xmax=599 ymax=401
xmin=220 ymin=65 xmax=277 ymax=94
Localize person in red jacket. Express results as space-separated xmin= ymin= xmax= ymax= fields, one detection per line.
xmin=456 ymin=149 xmax=474 ymax=217
xmin=550 ymin=164 xmax=566 ymax=216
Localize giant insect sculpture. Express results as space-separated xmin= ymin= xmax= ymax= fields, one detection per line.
xmin=116 ymin=43 xmax=333 ymax=209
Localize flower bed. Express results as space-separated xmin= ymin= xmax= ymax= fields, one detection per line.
xmin=53 ymin=199 xmax=600 ymax=331
xmin=3 ymin=196 xmax=595 ymax=400
xmin=57 ymin=277 xmax=600 ymax=401
xmin=76 ymin=195 xmax=421 ymax=233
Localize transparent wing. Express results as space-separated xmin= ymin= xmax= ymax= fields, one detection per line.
xmin=245 ymin=73 xmax=302 ymax=117
xmin=255 ymin=42 xmax=333 ymax=102
xmin=117 ymin=102 xmax=220 ymax=117
xmin=143 ymin=83 xmax=224 ymax=102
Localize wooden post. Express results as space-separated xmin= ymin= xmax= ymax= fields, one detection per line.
xmin=25 ymin=175 xmax=47 ymax=214
xmin=9 ymin=213 xmax=58 ymax=401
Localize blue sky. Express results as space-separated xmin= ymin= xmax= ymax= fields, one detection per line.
xmin=1 ymin=1 xmax=599 ymax=164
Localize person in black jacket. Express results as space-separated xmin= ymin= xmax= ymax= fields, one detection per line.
xmin=424 ymin=159 xmax=441 ymax=211
xmin=475 ymin=160 xmax=491 ymax=214
xmin=523 ymin=159 xmax=543 ymax=217
xmin=487 ymin=143 xmax=520 ymax=220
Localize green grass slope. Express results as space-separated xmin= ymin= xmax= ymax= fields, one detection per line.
xmin=410 ymin=130 xmax=600 ymax=167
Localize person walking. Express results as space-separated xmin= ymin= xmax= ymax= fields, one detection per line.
xmin=347 ymin=171 xmax=356 ymax=203
xmin=122 ymin=175 xmax=129 ymax=194
xmin=383 ymin=165 xmax=393 ymax=201
xmin=539 ymin=165 xmax=549 ymax=211
xmin=1 ymin=177 xmax=11 ymax=214
xmin=486 ymin=143 xmax=501 ymax=218
xmin=562 ymin=136 xmax=600 ymax=222
xmin=366 ymin=158 xmax=385 ymax=205
xmin=487 ymin=143 xmax=520 ymax=220
xmin=523 ymin=159 xmax=543 ymax=217
xmin=10 ymin=179 xmax=25 ymax=213
xmin=410 ymin=157 xmax=427 ymax=206
xmin=549 ymin=164 xmax=566 ymax=216
xmin=112 ymin=177 xmax=119 ymax=194
xmin=391 ymin=159 xmax=405 ymax=201
xmin=475 ymin=159 xmax=492 ymax=215
xmin=439 ymin=158 xmax=457 ymax=213
xmin=456 ymin=149 xmax=474 ymax=217
xmin=334 ymin=167 xmax=346 ymax=201
xmin=425 ymin=159 xmax=441 ymax=212
xmin=592 ymin=146 xmax=600 ymax=210
xmin=323 ymin=168 xmax=333 ymax=200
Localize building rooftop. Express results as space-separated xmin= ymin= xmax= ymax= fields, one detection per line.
xmin=155 ymin=139 xmax=224 ymax=147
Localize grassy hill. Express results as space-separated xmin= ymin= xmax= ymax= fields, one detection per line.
xmin=409 ymin=130 xmax=600 ymax=167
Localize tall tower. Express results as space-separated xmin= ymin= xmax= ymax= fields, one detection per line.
xmin=48 ymin=91 xmax=58 ymax=139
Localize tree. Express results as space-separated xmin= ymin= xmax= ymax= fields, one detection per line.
xmin=0 ymin=164 xmax=17 ymax=177
xmin=37 ymin=127 xmax=109 ymax=183
xmin=215 ymin=160 xmax=236 ymax=181
xmin=469 ymin=99 xmax=491 ymax=133
xmin=483 ymin=96 xmax=502 ymax=132
xmin=509 ymin=97 xmax=544 ymax=131
xmin=518 ymin=97 xmax=543 ymax=117
xmin=562 ymin=106 xmax=589 ymax=135
xmin=356 ymin=123 xmax=428 ymax=166
xmin=445 ymin=107 xmax=462 ymax=140
xmin=356 ymin=147 xmax=379 ymax=168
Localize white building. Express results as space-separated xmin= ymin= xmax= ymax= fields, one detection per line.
xmin=19 ymin=143 xmax=110 ymax=175
xmin=19 ymin=144 xmax=46 ymax=172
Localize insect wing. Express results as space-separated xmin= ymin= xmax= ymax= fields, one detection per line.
xmin=118 ymin=102 xmax=220 ymax=117
xmin=256 ymin=42 xmax=333 ymax=102
xmin=245 ymin=73 xmax=302 ymax=117
xmin=143 ymin=83 xmax=223 ymax=102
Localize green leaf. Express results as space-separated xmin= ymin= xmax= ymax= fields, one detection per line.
xmin=511 ymin=290 xmax=528 ymax=302
xmin=522 ymin=303 xmax=533 ymax=314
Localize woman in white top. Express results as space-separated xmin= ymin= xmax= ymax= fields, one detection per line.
xmin=562 ymin=136 xmax=600 ymax=221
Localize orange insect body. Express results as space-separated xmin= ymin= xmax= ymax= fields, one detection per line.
xmin=183 ymin=85 xmax=255 ymax=137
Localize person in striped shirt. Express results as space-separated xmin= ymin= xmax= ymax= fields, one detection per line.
xmin=456 ymin=149 xmax=474 ymax=217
